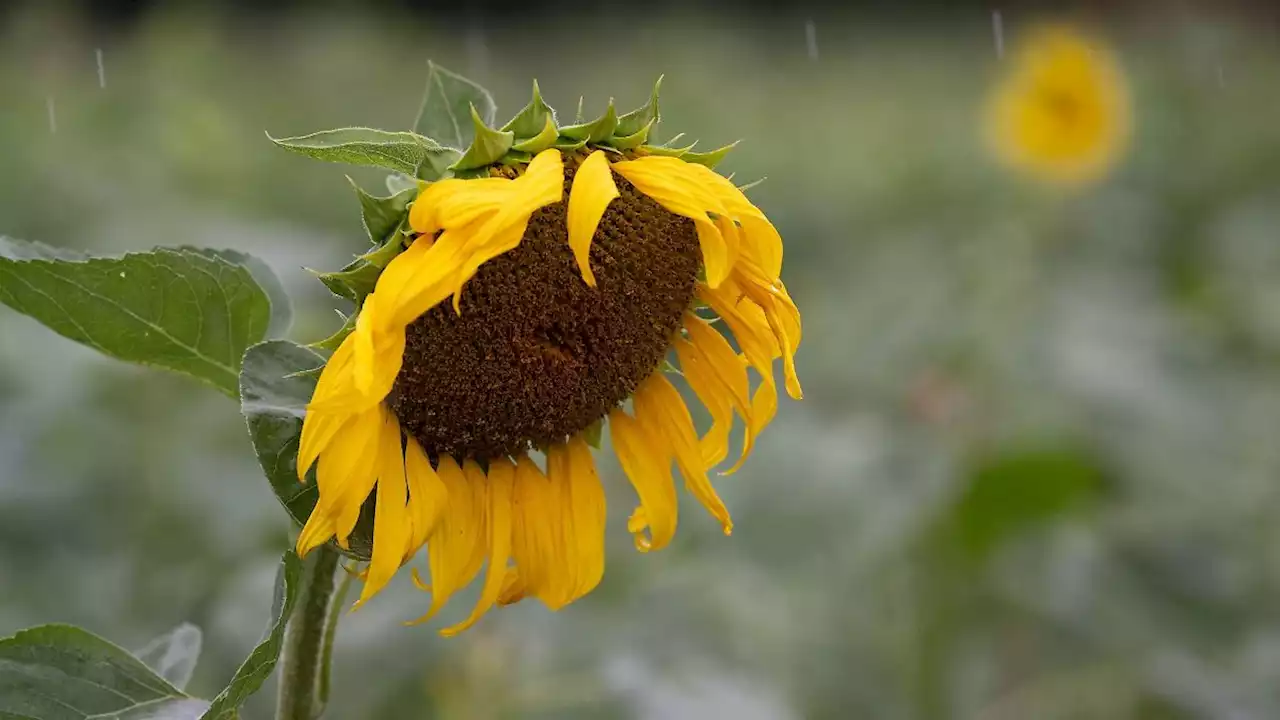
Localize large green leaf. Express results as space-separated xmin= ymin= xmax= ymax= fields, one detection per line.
xmin=0 ymin=624 xmax=209 ymax=720
xmin=239 ymin=340 xmax=325 ymax=527
xmin=412 ymin=61 xmax=496 ymax=150
xmin=0 ymin=237 xmax=274 ymax=398
xmin=268 ymin=128 xmax=454 ymax=177
xmin=933 ymin=444 xmax=1110 ymax=564
xmin=180 ymin=247 xmax=292 ymax=337
xmin=201 ymin=551 xmax=302 ymax=720
xmin=133 ymin=624 xmax=202 ymax=692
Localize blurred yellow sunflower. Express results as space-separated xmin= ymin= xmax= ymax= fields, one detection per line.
xmin=985 ymin=23 xmax=1132 ymax=187
xmin=292 ymin=86 xmax=802 ymax=635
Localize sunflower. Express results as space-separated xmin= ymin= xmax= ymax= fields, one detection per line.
xmin=985 ymin=23 xmax=1132 ymax=187
xmin=290 ymin=79 xmax=802 ymax=635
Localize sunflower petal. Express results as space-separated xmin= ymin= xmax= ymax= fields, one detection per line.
xmin=404 ymin=437 xmax=448 ymax=561
xmin=504 ymin=454 xmax=557 ymax=606
xmin=355 ymin=408 xmax=411 ymax=607
xmin=609 ymin=409 xmax=678 ymax=552
xmin=634 ymin=373 xmax=732 ymax=534
xmin=566 ymin=150 xmax=619 ymax=286
xmin=441 ymin=457 xmax=514 ymax=636
xmin=409 ymin=454 xmax=486 ymax=625
xmin=564 ymin=435 xmax=607 ymax=598
xmin=611 ymin=158 xmax=733 ymax=287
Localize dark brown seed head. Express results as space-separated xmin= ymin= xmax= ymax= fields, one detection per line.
xmin=389 ymin=162 xmax=702 ymax=462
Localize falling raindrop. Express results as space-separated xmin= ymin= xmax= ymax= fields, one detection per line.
xmin=804 ymin=20 xmax=819 ymax=61
xmin=991 ymin=10 xmax=1005 ymax=59
xmin=46 ymin=96 xmax=57 ymax=134
xmin=96 ymin=48 xmax=106 ymax=89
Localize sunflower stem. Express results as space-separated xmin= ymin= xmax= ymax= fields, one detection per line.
xmin=276 ymin=546 xmax=341 ymax=720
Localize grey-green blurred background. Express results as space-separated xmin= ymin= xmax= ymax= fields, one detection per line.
xmin=4 ymin=1 xmax=1280 ymax=718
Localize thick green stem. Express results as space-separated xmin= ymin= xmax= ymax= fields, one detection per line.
xmin=276 ymin=546 xmax=341 ymax=720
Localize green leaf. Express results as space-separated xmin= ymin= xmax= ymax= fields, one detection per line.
xmin=347 ymin=178 xmax=416 ymax=246
xmin=937 ymin=444 xmax=1109 ymax=564
xmin=0 ymin=237 xmax=273 ymax=398
xmin=559 ymin=99 xmax=618 ymax=142
xmin=501 ymin=79 xmax=555 ymax=138
xmin=413 ymin=61 xmax=496 ymax=150
xmin=614 ymin=75 xmax=662 ymax=138
xmin=180 ymin=247 xmax=292 ymax=338
xmin=133 ymin=624 xmax=202 ymax=692
xmin=201 ymin=551 xmax=303 ymax=720
xmin=450 ymin=105 xmax=515 ymax=171
xmin=268 ymin=128 xmax=444 ymax=176
xmin=510 ymin=115 xmax=559 ymax=154
xmin=239 ymin=340 xmax=325 ymax=527
xmin=0 ymin=624 xmax=208 ymax=719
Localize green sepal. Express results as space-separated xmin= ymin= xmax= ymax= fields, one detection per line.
xmin=737 ymin=176 xmax=767 ymax=192
xmin=573 ymin=96 xmax=585 ymax=123
xmin=347 ymin=177 xmax=415 ymax=245
xmin=659 ymin=358 xmax=680 ymax=374
xmin=681 ymin=141 xmax=740 ymax=168
xmin=450 ymin=167 xmax=495 ymax=180
xmin=450 ymin=105 xmax=515 ymax=171
xmin=511 ymin=115 xmax=560 ymax=153
xmin=312 ymin=227 xmax=406 ymax=303
xmin=553 ymin=136 xmax=589 ymax=152
xmin=501 ymin=79 xmax=555 ymax=138
xmin=309 ymin=310 xmax=358 ymax=353
xmin=583 ymin=418 xmax=604 ymax=449
xmin=559 ymin=99 xmax=618 ymax=142
xmin=268 ymin=128 xmax=446 ymax=176
xmin=500 ymin=150 xmax=534 ymax=166
xmin=417 ymin=147 xmax=462 ymax=181
xmin=615 ymin=75 xmax=662 ymax=138
xmin=641 ymin=140 xmax=697 ymax=158
xmin=605 ymin=118 xmax=655 ymax=149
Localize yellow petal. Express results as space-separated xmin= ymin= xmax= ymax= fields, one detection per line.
xmin=408 ymin=177 xmax=512 ymax=236
xmin=409 ymin=454 xmax=486 ymax=625
xmin=543 ymin=443 xmax=577 ymax=607
xmin=682 ymin=162 xmax=784 ymax=279
xmin=441 ymin=457 xmax=514 ymax=636
xmin=504 ymin=454 xmax=556 ymax=607
xmin=298 ymin=408 xmax=346 ymax=482
xmin=305 ymin=306 xmax=405 ymax=415
xmin=566 ymin=150 xmax=619 ymax=286
xmin=371 ymin=230 xmax=472 ymax=331
xmin=445 ymin=150 xmax=564 ymax=312
xmin=610 ymin=158 xmax=733 ymax=287
xmin=296 ymin=406 xmax=381 ymax=556
xmin=404 ymin=437 xmax=448 ymax=562
xmin=355 ymin=408 xmax=411 ymax=607
xmin=609 ymin=409 xmax=678 ymax=552
xmin=701 ymin=283 xmax=781 ymax=473
xmin=564 ymin=435 xmax=607 ymax=598
xmin=634 ymin=373 xmax=732 ymax=534
xmin=680 ymin=313 xmax=756 ymax=470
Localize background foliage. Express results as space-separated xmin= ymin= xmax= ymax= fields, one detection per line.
xmin=2 ymin=2 xmax=1280 ymax=718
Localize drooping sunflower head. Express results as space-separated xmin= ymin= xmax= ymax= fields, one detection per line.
xmin=276 ymin=69 xmax=801 ymax=635
xmin=985 ymin=23 xmax=1133 ymax=187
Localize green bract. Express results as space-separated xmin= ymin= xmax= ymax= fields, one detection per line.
xmin=268 ymin=64 xmax=738 ymax=187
